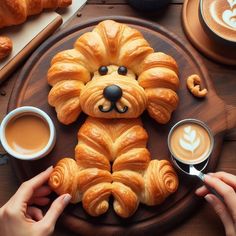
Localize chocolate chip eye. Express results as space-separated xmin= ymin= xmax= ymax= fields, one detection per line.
xmin=118 ymin=66 xmax=128 ymax=75
xmin=98 ymin=66 xmax=108 ymax=75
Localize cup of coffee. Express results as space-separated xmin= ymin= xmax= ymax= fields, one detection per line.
xmin=199 ymin=0 xmax=236 ymax=45
xmin=168 ymin=119 xmax=214 ymax=165
xmin=0 ymin=106 xmax=56 ymax=160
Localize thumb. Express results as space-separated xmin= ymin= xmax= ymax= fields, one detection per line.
xmin=40 ymin=194 xmax=71 ymax=230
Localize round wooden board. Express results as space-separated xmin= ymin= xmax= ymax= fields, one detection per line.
xmin=7 ymin=16 xmax=236 ymax=235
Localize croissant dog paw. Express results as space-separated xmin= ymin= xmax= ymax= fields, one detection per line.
xmin=49 ymin=158 xmax=178 ymax=218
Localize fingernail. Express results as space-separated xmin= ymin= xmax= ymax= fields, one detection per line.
xmin=208 ymin=173 xmax=214 ymax=176
xmin=205 ymin=194 xmax=214 ymax=203
xmin=204 ymin=174 xmax=211 ymax=180
xmin=63 ymin=194 xmax=72 ymax=204
xmin=46 ymin=166 xmax=53 ymax=172
xmin=195 ymin=187 xmax=202 ymax=195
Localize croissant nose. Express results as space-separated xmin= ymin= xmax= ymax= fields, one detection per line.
xmin=103 ymin=85 xmax=123 ymax=102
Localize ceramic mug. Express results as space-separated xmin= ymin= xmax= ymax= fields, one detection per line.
xmin=199 ymin=0 xmax=236 ymax=45
xmin=0 ymin=106 xmax=56 ymax=160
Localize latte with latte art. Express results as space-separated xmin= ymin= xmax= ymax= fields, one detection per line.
xmin=168 ymin=119 xmax=214 ymax=165
xmin=201 ymin=0 xmax=236 ymax=43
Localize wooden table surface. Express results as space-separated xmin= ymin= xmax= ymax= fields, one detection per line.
xmin=0 ymin=1 xmax=235 ymax=235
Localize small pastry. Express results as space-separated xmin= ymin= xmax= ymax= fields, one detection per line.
xmin=0 ymin=36 xmax=12 ymax=60
xmin=187 ymin=74 xmax=208 ymax=98
xmin=0 ymin=0 xmax=72 ymax=28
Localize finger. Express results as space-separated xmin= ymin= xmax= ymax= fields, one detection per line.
xmin=204 ymin=174 xmax=236 ymax=221
xmin=15 ymin=166 xmax=53 ymax=203
xmin=26 ymin=206 xmax=44 ymax=221
xmin=205 ymin=194 xmax=236 ymax=236
xmin=30 ymin=197 xmax=50 ymax=206
xmin=32 ymin=186 xmax=51 ymax=198
xmin=208 ymin=172 xmax=236 ymax=190
xmin=39 ymin=194 xmax=71 ymax=229
xmin=195 ymin=185 xmax=209 ymax=196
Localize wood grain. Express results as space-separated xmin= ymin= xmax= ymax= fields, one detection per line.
xmin=0 ymin=15 xmax=62 ymax=84
xmin=6 ymin=16 xmax=236 ymax=235
xmin=0 ymin=3 xmax=236 ymax=236
xmin=87 ymin=0 xmax=184 ymax=4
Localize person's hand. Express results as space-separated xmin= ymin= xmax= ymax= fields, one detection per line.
xmin=0 ymin=166 xmax=71 ymax=236
xmin=195 ymin=172 xmax=236 ymax=236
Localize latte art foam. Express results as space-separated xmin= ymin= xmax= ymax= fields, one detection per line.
xmin=202 ymin=0 xmax=236 ymax=42
xmin=170 ymin=123 xmax=211 ymax=164
xmin=179 ymin=126 xmax=200 ymax=153
xmin=210 ymin=1 xmax=236 ymax=30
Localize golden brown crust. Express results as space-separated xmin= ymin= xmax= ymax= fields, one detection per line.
xmin=82 ymin=182 xmax=112 ymax=216
xmin=48 ymin=80 xmax=84 ymax=125
xmin=48 ymin=20 xmax=180 ymax=218
xmin=112 ymin=182 xmax=139 ymax=218
xmin=112 ymin=148 xmax=151 ymax=172
xmin=77 ymin=168 xmax=112 ymax=193
xmin=75 ymin=117 xmax=149 ymax=217
xmin=112 ymin=170 xmax=145 ymax=194
xmin=48 ymin=158 xmax=81 ymax=203
xmin=141 ymin=160 xmax=179 ymax=205
xmin=47 ymin=20 xmax=179 ymax=125
xmin=0 ymin=36 xmax=12 ymax=60
xmin=145 ymin=88 xmax=179 ymax=124
xmin=186 ymin=74 xmax=208 ymax=98
xmin=138 ymin=52 xmax=180 ymax=124
xmin=0 ymin=0 xmax=71 ymax=28
xmin=79 ymin=74 xmax=147 ymax=119
xmin=50 ymin=118 xmax=179 ymax=218
xmin=75 ymin=117 xmax=148 ymax=162
xmin=139 ymin=52 xmax=179 ymax=75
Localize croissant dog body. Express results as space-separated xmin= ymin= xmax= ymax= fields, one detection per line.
xmin=48 ymin=20 xmax=179 ymax=218
xmin=50 ymin=118 xmax=178 ymax=217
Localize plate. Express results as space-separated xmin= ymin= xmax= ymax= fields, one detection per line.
xmin=7 ymin=16 xmax=236 ymax=235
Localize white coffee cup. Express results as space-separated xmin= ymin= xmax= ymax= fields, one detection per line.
xmin=0 ymin=106 xmax=56 ymax=160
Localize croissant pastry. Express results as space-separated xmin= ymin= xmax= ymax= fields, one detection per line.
xmin=49 ymin=118 xmax=178 ymax=218
xmin=48 ymin=20 xmax=179 ymax=218
xmin=0 ymin=36 xmax=12 ymax=60
xmin=0 ymin=0 xmax=72 ymax=28
xmin=47 ymin=20 xmax=179 ymax=125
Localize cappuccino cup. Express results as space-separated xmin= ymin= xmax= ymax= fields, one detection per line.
xmin=168 ymin=119 xmax=214 ymax=165
xmin=199 ymin=0 xmax=236 ymax=45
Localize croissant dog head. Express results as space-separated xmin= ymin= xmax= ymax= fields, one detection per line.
xmin=47 ymin=20 xmax=179 ymax=125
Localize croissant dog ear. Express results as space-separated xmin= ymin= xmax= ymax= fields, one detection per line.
xmin=138 ymin=52 xmax=180 ymax=124
xmin=47 ymin=49 xmax=92 ymax=125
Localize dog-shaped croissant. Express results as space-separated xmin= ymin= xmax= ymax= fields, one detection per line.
xmin=48 ymin=20 xmax=179 ymax=218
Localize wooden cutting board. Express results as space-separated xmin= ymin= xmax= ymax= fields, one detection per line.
xmin=7 ymin=16 xmax=236 ymax=235
xmin=0 ymin=12 xmax=62 ymax=84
